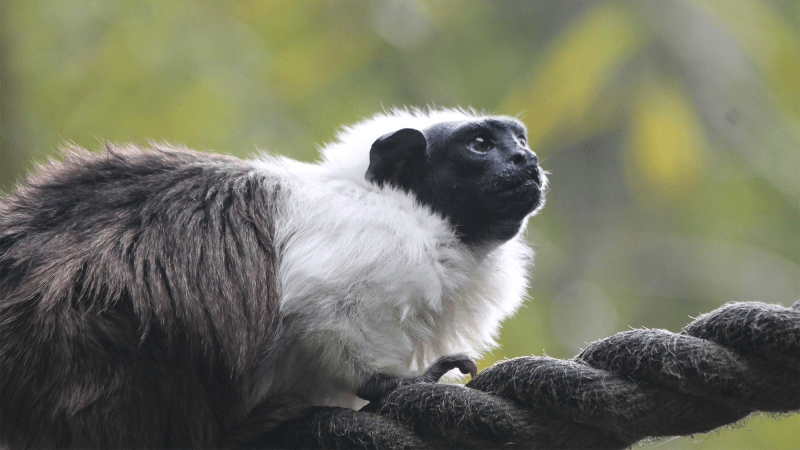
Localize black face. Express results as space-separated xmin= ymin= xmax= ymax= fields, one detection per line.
xmin=365 ymin=116 xmax=545 ymax=243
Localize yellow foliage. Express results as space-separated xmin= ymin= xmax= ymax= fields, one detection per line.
xmin=627 ymin=81 xmax=705 ymax=203
xmin=503 ymin=1 xmax=646 ymax=150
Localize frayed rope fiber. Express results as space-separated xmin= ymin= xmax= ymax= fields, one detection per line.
xmin=257 ymin=301 xmax=800 ymax=449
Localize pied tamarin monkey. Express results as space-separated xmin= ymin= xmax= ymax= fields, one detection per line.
xmin=0 ymin=108 xmax=546 ymax=448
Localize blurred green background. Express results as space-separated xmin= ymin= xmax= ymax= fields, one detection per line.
xmin=1 ymin=0 xmax=798 ymax=448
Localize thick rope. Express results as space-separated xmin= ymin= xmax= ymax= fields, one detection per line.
xmin=258 ymin=301 xmax=800 ymax=449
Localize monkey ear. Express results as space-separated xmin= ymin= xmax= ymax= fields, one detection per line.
xmin=365 ymin=128 xmax=427 ymax=188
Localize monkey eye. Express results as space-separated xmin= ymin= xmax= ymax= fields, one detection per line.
xmin=468 ymin=136 xmax=491 ymax=154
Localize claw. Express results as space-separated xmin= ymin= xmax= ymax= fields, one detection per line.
xmin=462 ymin=359 xmax=478 ymax=378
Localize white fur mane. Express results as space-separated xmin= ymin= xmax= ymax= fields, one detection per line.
xmin=248 ymin=108 xmax=533 ymax=409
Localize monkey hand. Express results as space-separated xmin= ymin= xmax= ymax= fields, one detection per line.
xmin=357 ymin=353 xmax=477 ymax=403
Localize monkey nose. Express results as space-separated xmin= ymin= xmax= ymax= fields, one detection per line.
xmin=511 ymin=149 xmax=536 ymax=166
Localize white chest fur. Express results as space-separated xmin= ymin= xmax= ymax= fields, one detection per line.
xmin=247 ymin=157 xmax=532 ymax=408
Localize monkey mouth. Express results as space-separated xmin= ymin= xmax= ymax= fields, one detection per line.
xmin=492 ymin=167 xmax=543 ymax=195
xmin=499 ymin=179 xmax=537 ymax=195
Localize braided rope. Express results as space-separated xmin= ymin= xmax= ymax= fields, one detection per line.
xmin=260 ymin=301 xmax=800 ymax=449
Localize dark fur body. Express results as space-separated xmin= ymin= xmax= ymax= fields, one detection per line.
xmin=0 ymin=145 xmax=285 ymax=448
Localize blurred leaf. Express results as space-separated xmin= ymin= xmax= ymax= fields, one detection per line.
xmin=626 ymin=79 xmax=706 ymax=204
xmin=502 ymin=0 xmax=647 ymax=151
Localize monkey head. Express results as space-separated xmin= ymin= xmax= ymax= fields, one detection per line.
xmin=365 ymin=116 xmax=546 ymax=243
